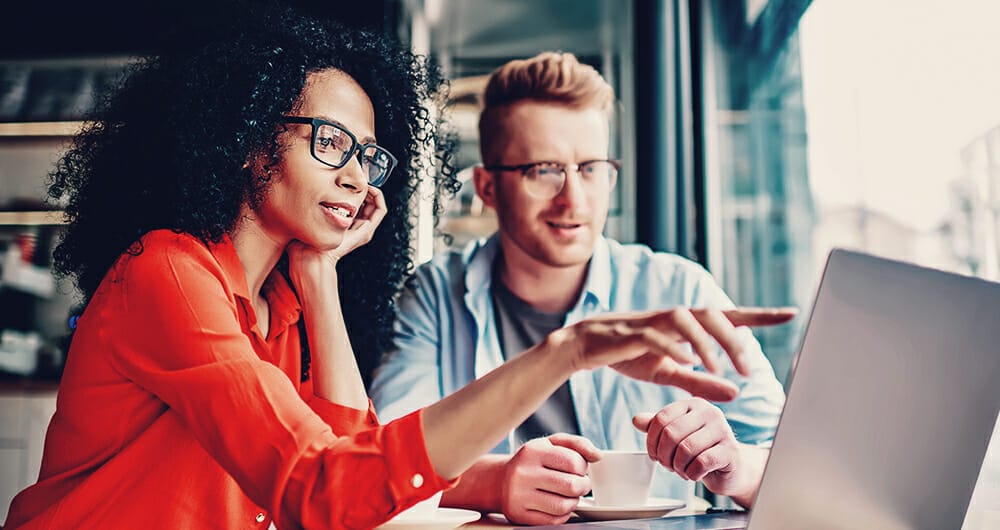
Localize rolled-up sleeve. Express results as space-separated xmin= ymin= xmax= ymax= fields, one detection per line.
xmin=281 ymin=409 xmax=454 ymax=529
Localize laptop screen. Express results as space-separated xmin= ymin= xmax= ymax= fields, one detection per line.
xmin=746 ymin=249 xmax=1000 ymax=530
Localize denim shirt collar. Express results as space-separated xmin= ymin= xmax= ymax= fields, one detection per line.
xmin=463 ymin=233 xmax=614 ymax=319
xmin=461 ymin=233 xmax=616 ymax=451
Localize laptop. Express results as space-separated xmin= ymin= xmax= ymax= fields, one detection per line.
xmin=542 ymin=249 xmax=1000 ymax=529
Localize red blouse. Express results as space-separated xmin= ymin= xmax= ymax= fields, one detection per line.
xmin=4 ymin=230 xmax=452 ymax=529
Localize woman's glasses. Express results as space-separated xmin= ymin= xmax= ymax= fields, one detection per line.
xmin=282 ymin=116 xmax=397 ymax=186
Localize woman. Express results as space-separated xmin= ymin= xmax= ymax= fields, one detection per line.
xmin=4 ymin=5 xmax=791 ymax=530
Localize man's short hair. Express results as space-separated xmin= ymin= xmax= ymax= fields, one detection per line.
xmin=478 ymin=52 xmax=614 ymax=165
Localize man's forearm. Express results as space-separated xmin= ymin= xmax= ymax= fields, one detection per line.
xmin=440 ymin=454 xmax=510 ymax=512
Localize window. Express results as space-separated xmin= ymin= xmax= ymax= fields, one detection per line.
xmin=702 ymin=0 xmax=1000 ymax=384
xmin=701 ymin=1 xmax=1000 ymax=524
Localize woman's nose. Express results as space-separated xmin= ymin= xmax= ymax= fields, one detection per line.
xmin=336 ymin=154 xmax=368 ymax=192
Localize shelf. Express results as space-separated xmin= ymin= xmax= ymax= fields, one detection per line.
xmin=0 ymin=211 xmax=65 ymax=226
xmin=0 ymin=122 xmax=84 ymax=137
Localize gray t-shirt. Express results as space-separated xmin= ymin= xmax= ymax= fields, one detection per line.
xmin=491 ymin=274 xmax=581 ymax=448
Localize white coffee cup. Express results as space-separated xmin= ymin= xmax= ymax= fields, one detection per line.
xmin=392 ymin=491 xmax=443 ymax=520
xmin=588 ymin=450 xmax=656 ymax=506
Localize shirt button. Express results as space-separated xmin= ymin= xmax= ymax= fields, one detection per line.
xmin=255 ymin=513 xmax=265 ymax=523
xmin=410 ymin=473 xmax=424 ymax=488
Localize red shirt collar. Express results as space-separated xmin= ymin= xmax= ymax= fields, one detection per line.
xmin=208 ymin=234 xmax=302 ymax=335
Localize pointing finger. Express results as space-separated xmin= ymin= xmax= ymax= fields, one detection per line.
xmin=723 ymin=307 xmax=797 ymax=327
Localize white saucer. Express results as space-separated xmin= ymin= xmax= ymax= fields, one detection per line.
xmin=574 ymin=497 xmax=686 ymax=521
xmin=378 ymin=507 xmax=481 ymax=529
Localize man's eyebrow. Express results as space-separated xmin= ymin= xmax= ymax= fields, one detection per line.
xmin=314 ymin=114 xmax=377 ymax=144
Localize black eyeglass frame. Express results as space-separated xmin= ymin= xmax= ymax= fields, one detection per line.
xmin=282 ymin=116 xmax=398 ymax=186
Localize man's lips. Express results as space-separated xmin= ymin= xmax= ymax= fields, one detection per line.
xmin=546 ymin=220 xmax=585 ymax=229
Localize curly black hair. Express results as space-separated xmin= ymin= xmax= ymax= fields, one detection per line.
xmin=48 ymin=3 xmax=459 ymax=385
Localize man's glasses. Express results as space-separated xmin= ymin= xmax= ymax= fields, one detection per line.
xmin=485 ymin=159 xmax=620 ymax=199
xmin=282 ymin=116 xmax=397 ymax=186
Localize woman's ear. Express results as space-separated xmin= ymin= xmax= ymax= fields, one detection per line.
xmin=472 ymin=165 xmax=497 ymax=209
xmin=244 ymin=148 xmax=276 ymax=183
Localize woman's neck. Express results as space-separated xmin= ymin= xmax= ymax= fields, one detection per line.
xmin=230 ymin=214 xmax=286 ymax=299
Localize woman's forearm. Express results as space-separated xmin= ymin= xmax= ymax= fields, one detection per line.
xmin=421 ymin=331 xmax=576 ymax=479
xmin=297 ymin=268 xmax=369 ymax=409
xmin=418 ymin=306 xmax=798 ymax=482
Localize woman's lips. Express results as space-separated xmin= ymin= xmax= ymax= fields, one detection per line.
xmin=321 ymin=202 xmax=355 ymax=229
xmin=321 ymin=202 xmax=356 ymax=218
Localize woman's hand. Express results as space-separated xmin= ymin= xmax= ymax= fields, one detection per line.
xmin=287 ymin=186 xmax=387 ymax=291
xmin=548 ymin=307 xmax=797 ymax=402
xmin=284 ymin=187 xmax=386 ymax=409
xmin=327 ymin=186 xmax=388 ymax=262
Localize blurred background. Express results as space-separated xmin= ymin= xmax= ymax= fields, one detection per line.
xmin=1 ymin=0 xmax=998 ymax=525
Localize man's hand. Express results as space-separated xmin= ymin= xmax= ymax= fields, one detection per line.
xmin=500 ymin=434 xmax=600 ymax=525
xmin=632 ymin=398 xmax=767 ymax=508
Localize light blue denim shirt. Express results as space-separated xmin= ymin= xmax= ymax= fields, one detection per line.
xmin=370 ymin=235 xmax=785 ymax=501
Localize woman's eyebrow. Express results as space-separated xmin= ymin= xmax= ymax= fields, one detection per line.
xmin=314 ymin=114 xmax=377 ymax=144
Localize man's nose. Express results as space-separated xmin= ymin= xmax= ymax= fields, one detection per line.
xmin=552 ymin=168 xmax=588 ymax=207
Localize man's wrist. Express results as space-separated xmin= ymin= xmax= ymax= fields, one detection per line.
xmin=720 ymin=443 xmax=767 ymax=507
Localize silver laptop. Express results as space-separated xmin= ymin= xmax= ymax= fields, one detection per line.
xmin=546 ymin=249 xmax=1000 ymax=530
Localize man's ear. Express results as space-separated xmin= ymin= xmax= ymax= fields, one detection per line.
xmin=473 ymin=165 xmax=498 ymax=209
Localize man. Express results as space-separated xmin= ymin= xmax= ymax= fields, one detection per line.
xmin=370 ymin=52 xmax=786 ymax=525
